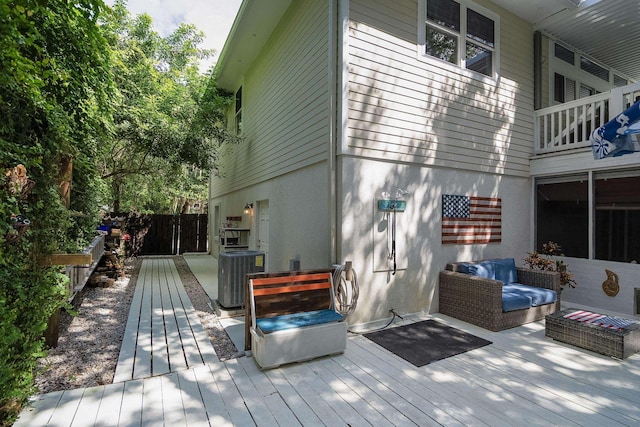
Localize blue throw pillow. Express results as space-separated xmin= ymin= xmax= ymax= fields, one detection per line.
xmin=491 ymin=258 xmax=517 ymax=285
xmin=457 ymin=263 xmax=472 ymax=274
xmin=466 ymin=261 xmax=495 ymax=279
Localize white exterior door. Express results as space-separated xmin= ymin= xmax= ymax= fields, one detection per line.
xmin=257 ymin=200 xmax=269 ymax=270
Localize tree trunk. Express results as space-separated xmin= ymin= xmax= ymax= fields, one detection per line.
xmin=58 ymin=157 xmax=73 ymax=209
xmin=181 ymin=199 xmax=191 ymax=214
xmin=112 ymin=178 xmax=121 ymax=213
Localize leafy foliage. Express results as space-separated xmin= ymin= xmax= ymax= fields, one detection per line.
xmin=98 ymin=1 xmax=237 ymax=213
xmin=1 ymin=1 xmax=233 ymax=421
xmin=523 ymin=241 xmax=577 ymax=289
xmin=0 ymin=0 xmax=113 ymax=422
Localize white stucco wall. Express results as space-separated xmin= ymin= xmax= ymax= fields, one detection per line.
xmin=210 ymin=162 xmax=331 ymax=272
xmin=338 ymin=156 xmax=531 ymax=325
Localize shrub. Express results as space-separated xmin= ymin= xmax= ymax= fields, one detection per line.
xmin=523 ymin=241 xmax=577 ymax=289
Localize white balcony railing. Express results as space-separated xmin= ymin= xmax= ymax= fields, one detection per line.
xmin=534 ymin=82 xmax=640 ymax=155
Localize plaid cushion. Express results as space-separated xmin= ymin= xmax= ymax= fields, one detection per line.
xmin=564 ymin=310 xmax=635 ymax=330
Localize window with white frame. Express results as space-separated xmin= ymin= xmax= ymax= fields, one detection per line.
xmin=420 ymin=0 xmax=497 ymax=78
xmin=550 ymin=41 xmax=631 ymax=105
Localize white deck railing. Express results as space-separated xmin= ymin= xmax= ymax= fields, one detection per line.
xmin=534 ymin=82 xmax=640 ymax=155
xmin=64 ymin=234 xmax=105 ymax=300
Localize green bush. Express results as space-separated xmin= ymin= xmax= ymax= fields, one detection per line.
xmin=0 ymin=161 xmax=76 ymax=424
xmin=0 ymin=0 xmax=112 ymax=423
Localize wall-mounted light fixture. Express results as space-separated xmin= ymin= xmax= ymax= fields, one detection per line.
xmin=243 ymin=202 xmax=253 ymax=215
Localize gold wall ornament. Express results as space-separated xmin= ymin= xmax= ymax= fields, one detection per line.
xmin=602 ymin=269 xmax=620 ymax=297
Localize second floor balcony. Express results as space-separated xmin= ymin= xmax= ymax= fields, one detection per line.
xmin=534 ymin=82 xmax=640 ymax=156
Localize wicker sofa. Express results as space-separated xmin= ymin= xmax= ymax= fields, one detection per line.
xmin=439 ymin=258 xmax=561 ymax=332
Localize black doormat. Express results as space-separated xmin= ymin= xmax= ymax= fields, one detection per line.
xmin=364 ymin=320 xmax=492 ymax=367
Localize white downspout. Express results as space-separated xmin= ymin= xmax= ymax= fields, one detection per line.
xmin=328 ymin=0 xmax=337 ymax=265
xmin=588 ymin=170 xmax=594 ymax=259
xmin=530 ymin=177 xmax=536 ymax=252
xmin=329 ymin=0 xmax=349 ymax=265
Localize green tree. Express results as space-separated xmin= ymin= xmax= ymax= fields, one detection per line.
xmin=1 ymin=0 xmax=113 ymax=422
xmin=99 ymin=1 xmax=236 ymax=213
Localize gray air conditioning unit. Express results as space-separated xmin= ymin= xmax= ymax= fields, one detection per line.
xmin=218 ymin=250 xmax=265 ymax=308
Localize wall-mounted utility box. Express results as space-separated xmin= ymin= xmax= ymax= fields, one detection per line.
xmin=377 ymin=199 xmax=406 ymax=212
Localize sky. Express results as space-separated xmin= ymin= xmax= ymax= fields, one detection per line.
xmin=105 ymin=0 xmax=243 ymax=72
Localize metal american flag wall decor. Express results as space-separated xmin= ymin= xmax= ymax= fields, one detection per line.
xmin=441 ymin=194 xmax=502 ymax=245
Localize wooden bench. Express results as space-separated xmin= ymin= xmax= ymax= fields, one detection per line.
xmin=247 ymin=270 xmax=347 ymax=369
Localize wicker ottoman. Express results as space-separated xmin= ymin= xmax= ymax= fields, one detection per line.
xmin=545 ymin=309 xmax=640 ymax=359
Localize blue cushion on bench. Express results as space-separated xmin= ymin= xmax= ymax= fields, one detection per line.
xmin=256 ymin=309 xmax=345 ymax=334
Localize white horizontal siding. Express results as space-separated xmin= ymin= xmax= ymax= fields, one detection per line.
xmin=211 ymin=0 xmax=329 ymax=196
xmin=346 ymin=0 xmax=535 ymax=178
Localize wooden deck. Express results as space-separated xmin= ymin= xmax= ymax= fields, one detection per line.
xmin=16 ymin=259 xmax=640 ymax=426
xmin=113 ymin=258 xmax=218 ymax=382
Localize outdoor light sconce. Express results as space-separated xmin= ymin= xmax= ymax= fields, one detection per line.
xmin=244 ymin=203 xmax=253 ymax=214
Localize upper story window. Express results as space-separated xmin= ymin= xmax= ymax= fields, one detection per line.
xmin=550 ymin=41 xmax=631 ymax=105
xmin=421 ymin=0 xmax=498 ymax=78
xmin=234 ymin=86 xmax=243 ymax=135
xmin=554 ymin=43 xmax=574 ymax=65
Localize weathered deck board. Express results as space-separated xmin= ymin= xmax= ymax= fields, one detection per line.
xmin=341 ymin=339 xmax=470 ymax=426
xmin=165 ymin=259 xmax=218 ymax=365
xmin=237 ymin=356 xmax=302 ymax=427
xmin=263 ymin=367 xmax=324 ymax=427
xmin=117 ymin=379 xmax=143 ymax=426
xmin=176 ymin=368 xmax=210 ymax=427
xmin=93 ymin=382 xmax=125 ymax=427
xmin=70 ymin=386 xmax=103 ymax=427
xmin=325 ymin=348 xmax=430 ymax=426
xmin=15 ymin=390 xmax=63 ymax=426
xmin=224 ymin=359 xmax=278 ymax=427
xmin=19 ymin=320 xmax=640 ymax=427
xmin=191 ymin=364 xmax=234 ymax=426
xmin=16 ymin=256 xmax=640 ymax=426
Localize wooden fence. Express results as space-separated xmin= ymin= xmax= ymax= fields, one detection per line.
xmin=132 ymin=214 xmax=208 ymax=255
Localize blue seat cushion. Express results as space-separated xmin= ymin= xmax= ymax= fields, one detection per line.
xmin=503 ymin=283 xmax=557 ymax=310
xmin=502 ymin=289 xmax=533 ymax=312
xmin=256 ymin=309 xmax=344 ymax=334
